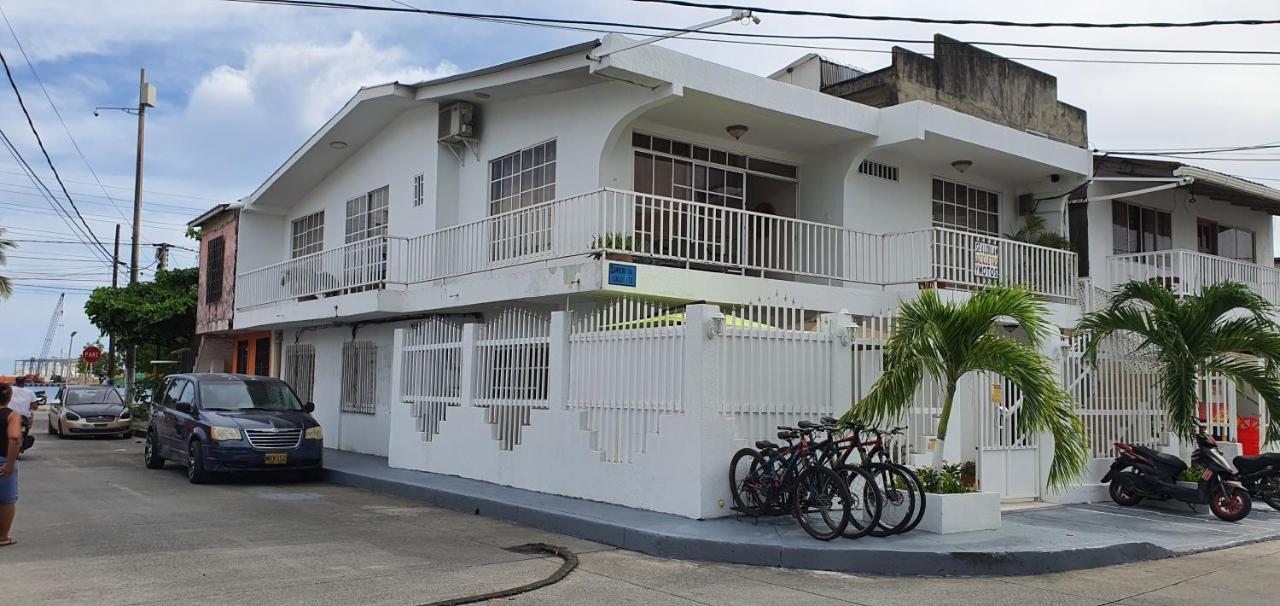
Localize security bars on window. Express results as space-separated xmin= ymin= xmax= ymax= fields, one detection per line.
xmin=489 ymin=140 xmax=556 ymax=215
xmin=290 ymin=211 xmax=324 ymax=258
xmin=931 ymin=177 xmax=999 ymax=236
xmin=413 ymin=173 xmax=424 ymax=207
xmin=345 ymin=186 xmax=389 ymax=243
xmin=284 ymin=343 xmax=316 ymax=405
xmin=858 ymin=160 xmax=899 ymax=182
xmin=340 ymin=340 xmax=378 ymax=414
xmin=205 ymin=236 xmax=225 ymax=304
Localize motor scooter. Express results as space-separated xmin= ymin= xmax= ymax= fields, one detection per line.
xmin=1232 ymin=451 xmax=1280 ymax=511
xmin=1102 ymin=419 xmax=1251 ymax=522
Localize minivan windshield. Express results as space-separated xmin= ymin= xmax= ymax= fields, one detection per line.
xmin=199 ymin=380 xmax=303 ymax=412
xmin=62 ymin=386 xmax=125 ymax=406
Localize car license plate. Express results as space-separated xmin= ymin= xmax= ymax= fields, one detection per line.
xmin=265 ymin=452 xmax=288 ymax=465
xmin=93 ymin=424 xmax=106 ymax=428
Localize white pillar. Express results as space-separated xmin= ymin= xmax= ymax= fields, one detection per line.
xmin=459 ymin=323 xmax=479 ymax=407
xmin=684 ymin=304 xmax=725 ymax=519
xmin=548 ymin=311 xmax=571 ymax=411
xmin=819 ymin=310 xmax=856 ymax=417
xmin=389 ymin=328 xmax=405 ymax=414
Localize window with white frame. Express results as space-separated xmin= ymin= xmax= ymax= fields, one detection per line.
xmin=345 ymin=186 xmax=389 ymax=243
xmin=340 ymin=340 xmax=377 ymax=414
xmin=290 ymin=211 xmax=324 ymax=258
xmin=1113 ymin=200 xmax=1172 ymax=255
xmin=931 ymin=178 xmax=1000 ymax=236
xmin=413 ymin=173 xmax=424 ymax=207
xmin=284 ymin=344 xmax=316 ymax=405
xmin=489 ymin=140 xmax=556 ymax=215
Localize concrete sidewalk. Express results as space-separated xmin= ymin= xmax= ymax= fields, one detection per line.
xmin=325 ymin=449 xmax=1280 ymax=576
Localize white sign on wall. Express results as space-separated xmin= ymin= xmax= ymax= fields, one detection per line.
xmin=974 ymin=242 xmax=1000 ymax=279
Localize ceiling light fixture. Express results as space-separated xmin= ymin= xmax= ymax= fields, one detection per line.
xmin=329 ymin=141 xmax=348 ymax=150
xmin=725 ymin=124 xmax=748 ymax=140
xmin=474 ymin=92 xmax=491 ymax=100
xmin=951 ymin=159 xmax=973 ymax=173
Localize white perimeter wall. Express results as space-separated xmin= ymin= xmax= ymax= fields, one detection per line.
xmin=290 ymin=323 xmax=401 ymax=456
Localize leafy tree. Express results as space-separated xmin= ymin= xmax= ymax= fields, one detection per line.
xmin=842 ymin=285 xmax=1088 ymax=490
xmin=75 ymin=341 xmax=123 ymax=382
xmin=0 ymin=227 xmax=14 ymax=298
xmin=1078 ymin=281 xmax=1280 ymax=442
xmin=84 ymin=268 xmax=198 ymax=360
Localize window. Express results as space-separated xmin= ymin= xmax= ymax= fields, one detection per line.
xmin=632 ymin=132 xmax=797 ymax=180
xmin=162 ymin=379 xmax=187 ymax=407
xmin=1112 ymin=200 xmax=1172 ymax=254
xmin=858 ymin=160 xmax=899 ymax=182
xmin=489 ymin=140 xmax=556 ymax=215
xmin=253 ymin=337 xmax=271 ymax=376
xmin=205 ymin=236 xmax=225 ymax=304
xmin=1198 ymin=219 xmax=1255 ymax=262
xmin=176 ymin=382 xmax=196 ymax=408
xmin=235 ymin=341 xmax=249 ymax=374
xmin=340 ymin=341 xmax=378 ymax=414
xmin=932 ymin=178 xmax=1000 ymax=236
xmin=413 ymin=173 xmax=424 ymax=207
xmin=290 ymin=211 xmax=324 ymax=258
xmin=284 ymin=344 xmax=316 ymax=404
xmin=345 ymin=186 xmax=389 ymax=243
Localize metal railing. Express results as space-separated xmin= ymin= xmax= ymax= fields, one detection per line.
xmin=236 ymin=188 xmax=1082 ymax=308
xmin=1106 ymin=249 xmax=1280 ymax=303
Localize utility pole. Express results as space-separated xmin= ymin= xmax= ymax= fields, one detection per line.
xmin=108 ymin=224 xmax=119 ymax=383
xmin=126 ymin=68 xmax=156 ymax=403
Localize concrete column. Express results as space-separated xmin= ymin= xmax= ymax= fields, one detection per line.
xmin=459 ymin=323 xmax=479 ymax=408
xmin=683 ymin=304 xmax=724 ymax=519
xmin=389 ymin=328 xmax=405 ymax=415
xmin=819 ymin=310 xmax=857 ymax=416
xmin=547 ymin=311 xmax=571 ymax=412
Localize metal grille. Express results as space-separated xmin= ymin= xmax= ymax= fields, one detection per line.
xmin=85 ymin=415 xmax=116 ymax=422
xmin=858 ymin=160 xmax=899 ymax=182
xmin=402 ymin=317 xmax=464 ymax=439
xmin=205 ymin=236 xmax=225 ymax=304
xmin=244 ymin=428 xmax=303 ymax=449
xmin=340 ymin=341 xmax=378 ymax=414
xmin=475 ymin=307 xmax=551 ymax=450
xmin=284 ymin=344 xmax=316 ymax=404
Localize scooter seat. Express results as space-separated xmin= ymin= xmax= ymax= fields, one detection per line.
xmin=1234 ymin=453 xmax=1280 ymax=474
xmin=1133 ymin=445 xmax=1188 ymax=475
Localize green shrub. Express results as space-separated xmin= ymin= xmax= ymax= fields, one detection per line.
xmin=1179 ymin=464 xmax=1205 ymax=483
xmin=590 ymin=232 xmax=635 ymax=251
xmin=916 ymin=462 xmax=979 ymax=494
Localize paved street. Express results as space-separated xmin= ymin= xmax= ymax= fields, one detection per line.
xmin=2 ymin=417 xmax=1280 ymax=606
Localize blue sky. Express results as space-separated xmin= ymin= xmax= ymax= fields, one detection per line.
xmin=2 ymin=0 xmax=1280 ymax=373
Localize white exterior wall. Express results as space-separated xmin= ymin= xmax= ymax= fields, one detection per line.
xmin=291 ymin=323 xmax=400 ymax=456
xmin=1084 ymin=181 xmax=1274 ymax=280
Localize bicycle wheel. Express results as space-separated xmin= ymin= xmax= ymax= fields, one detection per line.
xmin=729 ymin=448 xmax=769 ymax=515
xmin=792 ymin=466 xmax=852 ymax=541
xmin=837 ymin=464 xmax=883 ymax=539
xmin=866 ymin=463 xmax=915 ymax=537
xmin=894 ymin=464 xmax=927 ymax=533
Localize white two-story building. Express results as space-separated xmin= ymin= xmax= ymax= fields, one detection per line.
xmin=190 ymin=34 xmax=1280 ymax=516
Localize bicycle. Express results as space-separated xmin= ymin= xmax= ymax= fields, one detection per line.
xmin=797 ymin=420 xmax=884 ymax=540
xmin=728 ymin=426 xmax=853 ymax=541
xmin=820 ymin=416 xmax=926 ymax=536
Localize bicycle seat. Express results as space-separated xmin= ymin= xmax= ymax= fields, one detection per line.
xmin=821 ymin=416 xmax=839 ymax=425
xmin=797 ymin=420 xmax=818 ymax=429
xmin=755 ymin=440 xmax=779 ymax=451
xmin=777 ymin=430 xmax=800 ymax=441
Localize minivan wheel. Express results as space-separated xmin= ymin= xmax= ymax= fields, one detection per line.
xmin=187 ymin=440 xmax=211 ymax=484
xmin=143 ymin=432 xmax=165 ymax=469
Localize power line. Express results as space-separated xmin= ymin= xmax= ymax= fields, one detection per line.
xmin=0 ymin=49 xmax=112 ymax=259
xmin=634 ymin=1 xmax=1280 ymax=29
xmin=0 ymin=2 xmax=134 ymax=228
xmin=0 ymin=166 xmax=227 ymax=205
xmin=0 ymin=182 xmax=206 ymax=216
xmin=216 ymin=0 xmax=1280 ymax=67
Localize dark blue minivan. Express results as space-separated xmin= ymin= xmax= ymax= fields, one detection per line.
xmin=143 ymin=373 xmax=323 ymax=483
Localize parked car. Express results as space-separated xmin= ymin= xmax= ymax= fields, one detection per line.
xmin=47 ymin=385 xmax=133 ymax=439
xmin=142 ymin=373 xmax=323 ymax=483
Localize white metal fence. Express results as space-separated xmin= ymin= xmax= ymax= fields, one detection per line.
xmin=1064 ymin=333 xmax=1167 ymax=459
xmin=474 ymin=307 xmax=552 ymax=450
xmin=714 ymin=299 xmax=835 ymax=440
xmin=849 ymin=315 xmax=944 ymax=463
xmin=401 ymin=317 xmax=464 ymax=439
xmin=237 ymin=189 xmax=1082 ymax=309
xmin=567 ymin=298 xmax=685 ymax=463
xmin=1106 ymin=249 xmax=1280 ymax=304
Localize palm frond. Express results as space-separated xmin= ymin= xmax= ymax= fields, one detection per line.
xmin=1202 ymin=355 xmax=1280 ymax=443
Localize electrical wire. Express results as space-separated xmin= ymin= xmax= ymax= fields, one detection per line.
xmin=0 ymin=165 xmax=228 ymax=205
xmin=0 ymin=49 xmax=112 ymax=259
xmin=634 ymin=0 xmax=1280 ymax=29
xmin=215 ymin=0 xmax=1280 ymax=66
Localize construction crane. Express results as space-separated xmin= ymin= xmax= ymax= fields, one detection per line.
xmin=38 ymin=293 xmax=65 ymax=360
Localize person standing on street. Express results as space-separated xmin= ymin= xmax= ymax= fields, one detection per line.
xmin=1 ymin=383 xmax=21 ymax=547
xmin=7 ymin=377 xmax=36 ymax=457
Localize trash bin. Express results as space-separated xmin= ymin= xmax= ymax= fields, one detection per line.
xmin=1238 ymin=416 xmax=1261 ymax=456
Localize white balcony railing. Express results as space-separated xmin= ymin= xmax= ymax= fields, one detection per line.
xmin=1106 ymin=249 xmax=1280 ymax=303
xmin=236 ymin=188 xmax=1081 ymax=308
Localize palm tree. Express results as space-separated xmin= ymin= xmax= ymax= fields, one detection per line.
xmin=1078 ymin=280 xmax=1280 ymax=443
xmin=0 ymin=228 xmax=15 ymax=298
xmin=842 ymin=285 xmax=1088 ymax=490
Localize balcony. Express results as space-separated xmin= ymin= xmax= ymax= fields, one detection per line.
xmin=1106 ymin=249 xmax=1280 ymax=304
xmin=235 ymin=189 xmax=1080 ymax=310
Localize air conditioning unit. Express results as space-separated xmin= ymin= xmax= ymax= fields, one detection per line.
xmin=438 ymin=101 xmax=477 ymax=144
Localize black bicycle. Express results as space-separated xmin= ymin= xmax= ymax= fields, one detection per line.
xmin=820 ymin=416 xmax=926 ymax=536
xmin=729 ymin=427 xmax=853 ymax=540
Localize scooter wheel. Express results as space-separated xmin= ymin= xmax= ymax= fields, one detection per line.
xmin=1210 ymin=486 xmax=1252 ymax=522
xmin=1109 ymin=473 xmax=1143 ymax=506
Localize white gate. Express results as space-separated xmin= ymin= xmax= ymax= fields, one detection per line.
xmin=850 ymin=315 xmax=942 ymax=464
xmin=474 ymin=307 xmax=551 ymax=450
xmin=401 ymin=317 xmax=464 ymax=440
xmin=1064 ymin=333 xmax=1167 ymax=459
xmin=975 ymin=371 xmax=1041 ymax=499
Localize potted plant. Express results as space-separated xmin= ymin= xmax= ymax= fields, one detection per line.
xmin=915 ymin=462 xmax=1001 ymax=533
xmin=590 ymin=232 xmax=636 ymax=262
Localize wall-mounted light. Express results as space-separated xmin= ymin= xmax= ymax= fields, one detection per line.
xmin=329 ymin=141 xmax=348 ymax=150
xmin=725 ymin=124 xmax=749 ymax=140
xmin=951 ymin=159 xmax=973 ymax=173
xmin=707 ymin=311 xmax=727 ymax=337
